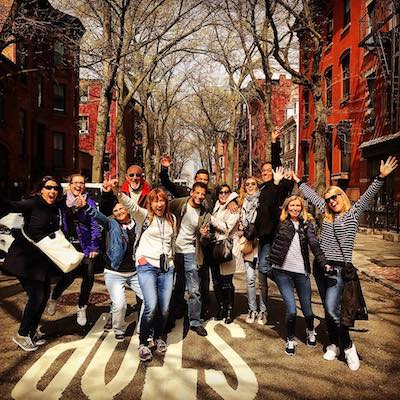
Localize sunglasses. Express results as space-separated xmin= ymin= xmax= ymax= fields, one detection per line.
xmin=245 ymin=182 xmax=257 ymax=187
xmin=219 ymin=190 xmax=230 ymax=195
xmin=43 ymin=185 xmax=60 ymax=191
xmin=128 ymin=173 xmax=142 ymax=178
xmin=325 ymin=193 xmax=341 ymax=203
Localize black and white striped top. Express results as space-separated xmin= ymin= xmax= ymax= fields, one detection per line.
xmin=299 ymin=179 xmax=383 ymax=263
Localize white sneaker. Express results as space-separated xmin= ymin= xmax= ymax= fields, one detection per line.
xmin=245 ymin=311 xmax=257 ymax=324
xmin=306 ymin=329 xmax=317 ymax=347
xmin=47 ymin=298 xmax=57 ymax=316
xmin=12 ymin=334 xmax=38 ymax=352
xmin=257 ymin=311 xmax=267 ymax=325
xmin=77 ymin=305 xmax=87 ymax=326
xmin=285 ymin=339 xmax=296 ymax=356
xmin=323 ymin=344 xmax=340 ymax=361
xmin=344 ymin=343 xmax=360 ymax=371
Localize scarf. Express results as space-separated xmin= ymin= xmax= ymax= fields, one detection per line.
xmin=241 ymin=191 xmax=260 ymax=227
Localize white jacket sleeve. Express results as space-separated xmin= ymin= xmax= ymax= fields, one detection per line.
xmin=117 ymin=192 xmax=147 ymax=221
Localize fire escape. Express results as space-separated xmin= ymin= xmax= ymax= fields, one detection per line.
xmin=360 ymin=0 xmax=400 ymax=135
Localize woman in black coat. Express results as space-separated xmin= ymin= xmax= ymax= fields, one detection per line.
xmin=0 ymin=176 xmax=63 ymax=352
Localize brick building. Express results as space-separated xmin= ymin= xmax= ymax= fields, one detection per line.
xmin=233 ymin=75 xmax=298 ymax=182
xmin=297 ymin=0 xmax=400 ymax=230
xmin=78 ymin=80 xmax=143 ymax=178
xmin=0 ymin=0 xmax=84 ymax=197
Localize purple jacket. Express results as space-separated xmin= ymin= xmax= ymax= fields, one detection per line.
xmin=61 ymin=197 xmax=102 ymax=257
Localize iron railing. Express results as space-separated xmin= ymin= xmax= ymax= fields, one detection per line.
xmin=362 ymin=201 xmax=400 ymax=233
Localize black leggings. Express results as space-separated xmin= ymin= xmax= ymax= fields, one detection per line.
xmin=52 ymin=257 xmax=95 ymax=307
xmin=18 ymin=277 xmax=51 ymax=337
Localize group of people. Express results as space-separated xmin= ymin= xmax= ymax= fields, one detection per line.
xmin=0 ymin=133 xmax=397 ymax=370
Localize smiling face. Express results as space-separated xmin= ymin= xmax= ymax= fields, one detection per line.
xmin=245 ymin=178 xmax=258 ymax=195
xmin=218 ymin=185 xmax=231 ymax=205
xmin=40 ymin=180 xmax=60 ymax=204
xmin=190 ymin=186 xmax=207 ymax=207
xmin=261 ymin=163 xmax=273 ymax=183
xmin=151 ymin=194 xmax=167 ymax=217
xmin=195 ymin=173 xmax=209 ymax=186
xmin=126 ymin=165 xmax=143 ymax=190
xmin=325 ymin=191 xmax=344 ymax=214
xmin=287 ymin=199 xmax=302 ymax=221
xmin=112 ymin=203 xmax=130 ymax=223
xmin=69 ymin=175 xmax=86 ymax=196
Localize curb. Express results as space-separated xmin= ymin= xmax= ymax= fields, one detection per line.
xmin=353 ymin=251 xmax=400 ymax=295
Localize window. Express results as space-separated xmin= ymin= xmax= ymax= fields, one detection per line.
xmin=337 ymin=120 xmax=352 ymax=172
xmin=290 ymin=128 xmax=295 ymax=150
xmin=53 ymin=83 xmax=66 ymax=112
xmin=54 ymin=42 xmax=65 ymax=65
xmin=106 ymin=115 xmax=111 ymax=135
xmin=79 ymin=116 xmax=89 ymax=135
xmin=103 ymin=152 xmax=110 ymax=172
xmin=343 ymin=0 xmax=351 ymax=27
xmin=286 ymin=106 xmax=294 ymax=120
xmin=301 ymin=141 xmax=309 ymax=176
xmin=341 ymin=51 xmax=350 ymax=99
xmin=365 ymin=72 xmax=376 ymax=132
xmin=326 ymin=11 xmax=333 ymax=44
xmin=53 ymin=132 xmax=65 ymax=168
xmin=80 ymin=83 xmax=89 ymax=103
xmin=19 ymin=109 xmax=26 ymax=156
xmin=325 ymin=67 xmax=333 ymax=108
xmin=326 ymin=125 xmax=333 ymax=174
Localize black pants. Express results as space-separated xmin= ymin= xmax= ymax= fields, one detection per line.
xmin=18 ymin=277 xmax=51 ymax=337
xmin=52 ymin=257 xmax=95 ymax=307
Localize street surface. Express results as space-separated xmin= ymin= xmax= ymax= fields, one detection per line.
xmin=0 ymin=233 xmax=399 ymax=400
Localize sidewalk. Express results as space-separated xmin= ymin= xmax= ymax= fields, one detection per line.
xmin=354 ymin=232 xmax=400 ymax=294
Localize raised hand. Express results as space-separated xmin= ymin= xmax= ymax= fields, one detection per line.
xmin=379 ymin=156 xmax=398 ymax=178
xmin=110 ymin=178 xmax=120 ymax=194
xmin=271 ymin=128 xmax=281 ymax=143
xmin=160 ymin=153 xmax=172 ymax=168
xmin=291 ymin=171 xmax=301 ymax=183
xmin=76 ymin=194 xmax=86 ymax=208
xmin=273 ymin=166 xmax=285 ymax=185
xmin=102 ymin=173 xmax=112 ymax=193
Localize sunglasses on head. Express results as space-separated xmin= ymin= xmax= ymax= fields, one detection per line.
xmin=219 ymin=190 xmax=230 ymax=195
xmin=128 ymin=173 xmax=142 ymax=178
xmin=43 ymin=185 xmax=59 ymax=191
xmin=325 ymin=193 xmax=341 ymax=203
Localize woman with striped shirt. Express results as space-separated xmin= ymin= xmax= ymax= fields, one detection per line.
xmin=293 ymin=156 xmax=397 ymax=371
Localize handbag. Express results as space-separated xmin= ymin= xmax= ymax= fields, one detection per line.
xmin=213 ymin=237 xmax=233 ymax=264
xmin=239 ymin=236 xmax=254 ymax=255
xmin=21 ymin=210 xmax=84 ymax=273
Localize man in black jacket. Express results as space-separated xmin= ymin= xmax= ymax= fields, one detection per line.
xmin=254 ymin=131 xmax=294 ymax=323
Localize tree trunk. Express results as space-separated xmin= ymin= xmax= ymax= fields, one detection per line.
xmin=116 ymin=70 xmax=126 ymax=185
xmin=313 ymin=94 xmax=327 ymax=194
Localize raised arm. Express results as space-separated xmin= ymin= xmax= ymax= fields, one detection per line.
xmin=159 ymin=154 xmax=190 ymax=198
xmin=0 ymin=196 xmax=37 ymax=215
xmin=82 ymin=202 xmax=110 ymax=230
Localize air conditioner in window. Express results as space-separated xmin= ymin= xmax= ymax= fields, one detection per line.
xmin=80 ymin=96 xmax=88 ymax=102
xmin=79 ymin=129 xmax=88 ymax=134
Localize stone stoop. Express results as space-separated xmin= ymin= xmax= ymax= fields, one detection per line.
xmin=358 ymin=228 xmax=400 ymax=242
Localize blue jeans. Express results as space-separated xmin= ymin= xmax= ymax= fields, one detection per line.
xmin=257 ymin=238 xmax=273 ymax=310
xmin=175 ymin=252 xmax=202 ymax=327
xmin=104 ymin=271 xmax=143 ymax=335
xmin=137 ymin=263 xmax=174 ymax=345
xmin=273 ymin=268 xmax=314 ymax=340
xmin=313 ymin=264 xmax=350 ymax=348
xmin=245 ymin=260 xmax=267 ymax=313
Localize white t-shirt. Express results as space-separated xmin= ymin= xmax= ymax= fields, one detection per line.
xmin=280 ymin=220 xmax=306 ymax=274
xmin=175 ymin=202 xmax=200 ymax=254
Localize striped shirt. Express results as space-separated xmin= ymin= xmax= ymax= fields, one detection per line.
xmin=279 ymin=220 xmax=306 ymax=274
xmin=299 ymin=179 xmax=383 ymax=263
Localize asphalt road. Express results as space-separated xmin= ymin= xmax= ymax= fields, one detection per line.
xmin=0 ymin=270 xmax=399 ymax=400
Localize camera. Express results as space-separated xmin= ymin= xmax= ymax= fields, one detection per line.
xmin=160 ymin=253 xmax=169 ymax=273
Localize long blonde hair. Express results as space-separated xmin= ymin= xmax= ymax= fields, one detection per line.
xmin=323 ymin=186 xmax=351 ymax=223
xmin=280 ymin=195 xmax=313 ymax=222
xmin=238 ymin=176 xmax=261 ymax=207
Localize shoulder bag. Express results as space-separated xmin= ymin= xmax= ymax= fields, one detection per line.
xmin=21 ymin=210 xmax=84 ymax=273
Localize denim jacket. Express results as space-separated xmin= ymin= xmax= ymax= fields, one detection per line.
xmin=83 ymin=204 xmax=136 ymax=271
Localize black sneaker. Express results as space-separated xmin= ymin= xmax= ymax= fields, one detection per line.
xmin=104 ymin=315 xmax=112 ymax=331
xmin=285 ymin=339 xmax=296 ymax=356
xmin=190 ymin=325 xmax=208 ymax=337
xmin=115 ymin=333 xmax=125 ymax=342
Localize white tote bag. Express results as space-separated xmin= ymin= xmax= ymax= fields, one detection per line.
xmin=21 ymin=211 xmax=84 ymax=273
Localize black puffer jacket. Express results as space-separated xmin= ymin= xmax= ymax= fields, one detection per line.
xmin=269 ymin=218 xmax=326 ymax=274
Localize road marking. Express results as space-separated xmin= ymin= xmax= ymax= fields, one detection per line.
xmin=142 ymin=318 xmax=198 ymax=400
xmin=204 ymin=320 xmax=258 ymax=400
xmin=11 ymin=315 xmax=258 ymax=400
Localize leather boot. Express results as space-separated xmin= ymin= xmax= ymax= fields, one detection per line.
xmin=224 ymin=286 xmax=235 ymax=324
xmin=214 ymin=284 xmax=226 ymax=320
